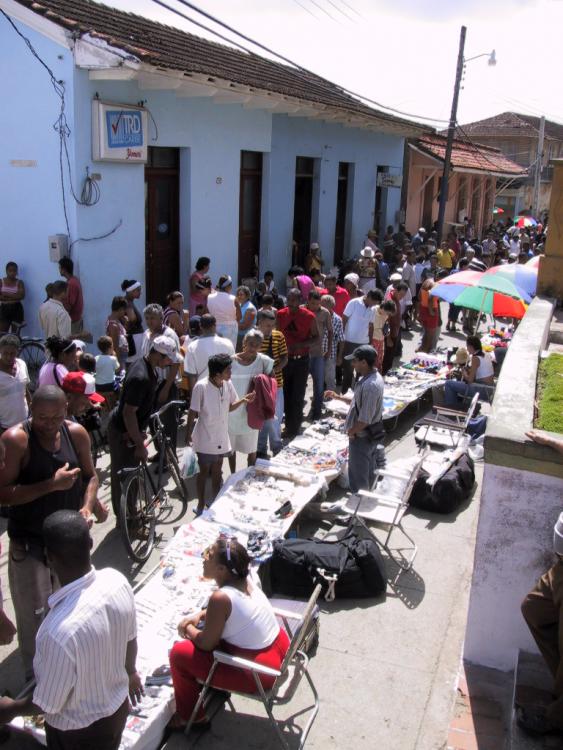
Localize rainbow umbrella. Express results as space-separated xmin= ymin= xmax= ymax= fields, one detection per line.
xmin=515 ymin=216 xmax=537 ymax=228
xmin=526 ymin=255 xmax=542 ymax=269
xmin=493 ymin=207 xmax=505 ymax=214
xmin=431 ymin=271 xmax=529 ymax=320
xmin=483 ymin=263 xmax=537 ymax=297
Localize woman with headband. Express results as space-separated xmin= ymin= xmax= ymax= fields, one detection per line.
xmin=37 ymin=336 xmax=78 ymax=387
xmin=206 ymin=275 xmax=240 ymax=349
xmin=189 ymin=257 xmax=211 ymax=317
xmin=168 ymin=536 xmax=289 ymax=730
xmin=120 ymin=279 xmax=144 ymax=365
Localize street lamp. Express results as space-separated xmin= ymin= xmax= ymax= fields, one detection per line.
xmin=436 ymin=28 xmax=497 ymax=244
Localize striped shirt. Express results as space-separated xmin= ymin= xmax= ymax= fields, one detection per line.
xmin=323 ymin=312 xmax=344 ymax=359
xmin=260 ymin=330 xmax=287 ymax=387
xmin=33 ymin=567 xmax=136 ymax=731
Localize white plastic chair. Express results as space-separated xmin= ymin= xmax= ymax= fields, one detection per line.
xmin=415 ymin=392 xmax=479 ymax=450
xmin=339 ymin=455 xmax=425 ymax=574
xmin=183 ymin=584 xmax=322 ymax=749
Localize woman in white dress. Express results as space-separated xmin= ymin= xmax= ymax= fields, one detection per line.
xmin=228 ymin=329 xmax=273 ymax=472
xmin=207 ymin=275 xmax=240 ymax=349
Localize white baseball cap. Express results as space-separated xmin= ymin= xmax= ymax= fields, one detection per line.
xmin=344 ymin=272 xmax=360 ymax=287
xmin=151 ymin=335 xmax=183 ymax=364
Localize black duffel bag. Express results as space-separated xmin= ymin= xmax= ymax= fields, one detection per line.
xmin=270 ymin=520 xmax=386 ymax=600
xmin=410 ymin=453 xmax=475 ymax=514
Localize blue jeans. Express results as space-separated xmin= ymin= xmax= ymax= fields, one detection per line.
xmin=309 ymin=355 xmax=325 ymax=419
xmin=444 ymin=379 xmax=477 ymax=408
xmin=257 ymin=389 xmax=284 ymax=454
xmin=348 ymin=436 xmax=380 ymax=493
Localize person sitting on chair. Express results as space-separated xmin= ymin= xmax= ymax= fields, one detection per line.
xmin=168 ymin=537 xmax=290 ymax=731
xmin=517 ymin=513 xmax=563 ymax=736
xmin=443 ymin=335 xmax=494 ymax=408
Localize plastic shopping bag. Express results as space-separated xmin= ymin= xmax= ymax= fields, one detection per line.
xmin=180 ymin=446 xmax=200 ymax=479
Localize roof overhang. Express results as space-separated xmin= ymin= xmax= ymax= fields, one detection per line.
xmin=409 ymin=142 xmax=526 ymax=179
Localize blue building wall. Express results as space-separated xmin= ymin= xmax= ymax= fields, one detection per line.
xmin=0 ymin=18 xmax=77 ymax=336
xmin=2 ymin=12 xmax=406 ymax=340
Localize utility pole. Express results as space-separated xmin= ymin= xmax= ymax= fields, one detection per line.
xmin=437 ymin=25 xmax=467 ymax=245
xmin=532 ymin=115 xmax=545 ymax=217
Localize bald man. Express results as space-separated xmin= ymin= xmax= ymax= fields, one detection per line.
xmin=0 ymin=385 xmax=99 ymax=679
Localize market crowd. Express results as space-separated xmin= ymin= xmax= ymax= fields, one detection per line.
xmin=0 ymin=211 xmax=556 ymax=747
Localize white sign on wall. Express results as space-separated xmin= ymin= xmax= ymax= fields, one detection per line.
xmin=92 ymin=100 xmax=148 ymax=163
xmin=377 ymin=173 xmax=403 ymax=188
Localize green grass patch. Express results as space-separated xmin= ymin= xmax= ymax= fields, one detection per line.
xmin=536 ymin=353 xmax=563 ymax=433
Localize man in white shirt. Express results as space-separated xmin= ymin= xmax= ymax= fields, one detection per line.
xmin=341 ymin=290 xmax=378 ymax=393
xmin=184 ymin=314 xmax=235 ymax=389
xmin=0 ymin=510 xmax=142 ymax=748
xmin=38 ymin=281 xmax=71 ymax=339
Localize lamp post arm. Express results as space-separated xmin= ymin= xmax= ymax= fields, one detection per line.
xmin=437 ymin=25 xmax=467 ymax=245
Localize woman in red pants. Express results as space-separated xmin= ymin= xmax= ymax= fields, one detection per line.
xmin=168 ymin=537 xmax=290 ymax=730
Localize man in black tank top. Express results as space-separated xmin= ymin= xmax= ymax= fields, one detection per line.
xmin=0 ymin=386 xmax=99 ymax=680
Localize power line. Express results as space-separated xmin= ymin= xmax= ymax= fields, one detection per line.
xmin=307 ymin=0 xmax=338 ymax=21
xmin=291 ymin=0 xmax=319 ymax=19
xmin=157 ymin=0 xmax=448 ymax=124
xmin=338 ymin=0 xmax=365 ymax=18
xmin=322 ymin=0 xmax=356 ymax=22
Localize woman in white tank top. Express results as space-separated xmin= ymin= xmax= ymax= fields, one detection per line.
xmin=168 ymin=537 xmax=290 ymax=730
xmin=444 ymin=335 xmax=495 ymax=408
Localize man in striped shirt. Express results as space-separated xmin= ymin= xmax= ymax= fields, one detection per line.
xmin=0 ymin=510 xmax=143 ymax=748
xmin=257 ymin=310 xmax=288 ymax=457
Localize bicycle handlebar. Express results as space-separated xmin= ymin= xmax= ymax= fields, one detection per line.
xmin=150 ymin=400 xmax=186 ymax=421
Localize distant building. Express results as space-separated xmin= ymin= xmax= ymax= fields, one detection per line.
xmin=452 ymin=112 xmax=563 ymax=218
xmin=403 ymin=134 xmax=525 ymax=237
xmin=0 ymin=0 xmax=427 ymax=337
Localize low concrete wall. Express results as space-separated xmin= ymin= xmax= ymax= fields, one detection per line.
xmin=464 ymin=296 xmax=562 ymax=671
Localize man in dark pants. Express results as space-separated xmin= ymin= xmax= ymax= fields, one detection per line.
xmin=276 ymin=289 xmax=319 ymax=439
xmin=107 ymin=336 xmax=178 ymax=518
xmin=518 ymin=513 xmax=563 ymax=736
xmin=325 ymin=345 xmax=384 ymax=493
xmin=0 ymin=510 xmax=143 ymax=749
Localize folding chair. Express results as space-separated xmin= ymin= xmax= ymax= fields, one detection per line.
xmin=339 ymin=455 xmax=425 ymax=574
xmin=415 ymin=392 xmax=479 ymax=450
xmin=184 ymin=584 xmax=322 ymax=749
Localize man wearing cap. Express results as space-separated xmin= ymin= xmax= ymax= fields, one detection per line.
xmin=325 ymin=344 xmax=384 ymax=493
xmin=412 ymin=227 xmax=426 ymax=252
xmin=341 ymin=290 xmax=379 ymax=394
xmin=358 ymin=247 xmax=381 ymax=292
xmin=107 ymin=335 xmax=181 ymax=519
xmin=518 ymin=514 xmax=563 ymax=736
xmin=0 ymin=385 xmax=99 ymax=679
xmin=304 ymin=243 xmax=324 ymax=276
xmin=343 ymin=273 xmax=363 ymax=300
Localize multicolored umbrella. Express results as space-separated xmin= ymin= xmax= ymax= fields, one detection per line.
xmin=493 ymin=207 xmax=505 ymax=214
xmin=451 ymin=286 xmax=527 ymax=318
xmin=430 ymin=270 xmax=529 ymax=319
xmin=526 ymin=255 xmax=541 ymax=269
xmin=483 ymin=263 xmax=537 ymax=297
xmin=515 ymin=216 xmax=538 ymax=228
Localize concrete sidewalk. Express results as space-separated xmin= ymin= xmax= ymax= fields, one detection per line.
xmin=0 ymin=316 xmax=482 ymax=749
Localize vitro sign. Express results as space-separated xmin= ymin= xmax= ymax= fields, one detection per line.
xmin=92 ymin=100 xmax=148 ymax=163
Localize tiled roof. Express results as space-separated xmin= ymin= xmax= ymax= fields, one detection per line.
xmin=14 ymin=0 xmax=428 ymax=133
xmin=414 ymin=134 xmax=526 ymax=176
xmin=453 ymin=112 xmax=563 ymax=141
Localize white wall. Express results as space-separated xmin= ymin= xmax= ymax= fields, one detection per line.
xmin=464 ymin=462 xmax=562 ymax=671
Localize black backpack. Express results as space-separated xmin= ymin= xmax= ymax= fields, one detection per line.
xmin=410 ymin=453 xmax=475 ymax=514
xmin=270 ymin=520 xmax=386 ymax=600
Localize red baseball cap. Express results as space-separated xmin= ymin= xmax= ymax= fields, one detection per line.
xmin=61 ymin=371 xmax=105 ymax=404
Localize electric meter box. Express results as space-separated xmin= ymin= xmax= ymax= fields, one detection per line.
xmin=49 ymin=234 xmax=69 ymax=262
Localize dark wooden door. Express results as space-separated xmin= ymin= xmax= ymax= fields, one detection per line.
xmin=238 ymin=151 xmax=263 ymax=280
xmin=422 ymin=174 xmax=435 ymax=230
xmin=292 ymin=156 xmax=315 ymax=267
xmin=145 ymin=148 xmax=179 ymax=306
xmin=334 ymin=162 xmax=349 ymax=264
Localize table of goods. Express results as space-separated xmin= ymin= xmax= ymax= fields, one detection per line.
xmin=10 ymin=439 xmax=341 ymax=750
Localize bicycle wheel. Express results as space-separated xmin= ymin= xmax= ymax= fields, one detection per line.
xmin=163 ymin=446 xmax=189 ymax=520
xmin=20 ymin=341 xmax=46 ymax=392
xmin=118 ymin=469 xmax=157 ymax=563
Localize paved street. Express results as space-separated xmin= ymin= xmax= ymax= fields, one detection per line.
xmin=0 ymin=312 xmax=482 ymax=749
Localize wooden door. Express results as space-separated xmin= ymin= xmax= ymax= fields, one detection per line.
xmin=422 ymin=174 xmax=434 ymax=229
xmin=145 ymin=148 xmax=179 ymax=306
xmin=334 ymin=162 xmax=349 ymax=264
xmin=292 ymin=156 xmax=315 ymax=267
xmin=238 ymin=151 xmax=263 ymax=280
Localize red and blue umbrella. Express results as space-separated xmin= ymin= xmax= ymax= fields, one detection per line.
xmin=515 ymin=216 xmax=537 ymax=228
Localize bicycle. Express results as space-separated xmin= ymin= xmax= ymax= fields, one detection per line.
xmin=118 ymin=400 xmax=189 ymax=563
xmin=8 ymin=322 xmax=46 ymax=392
